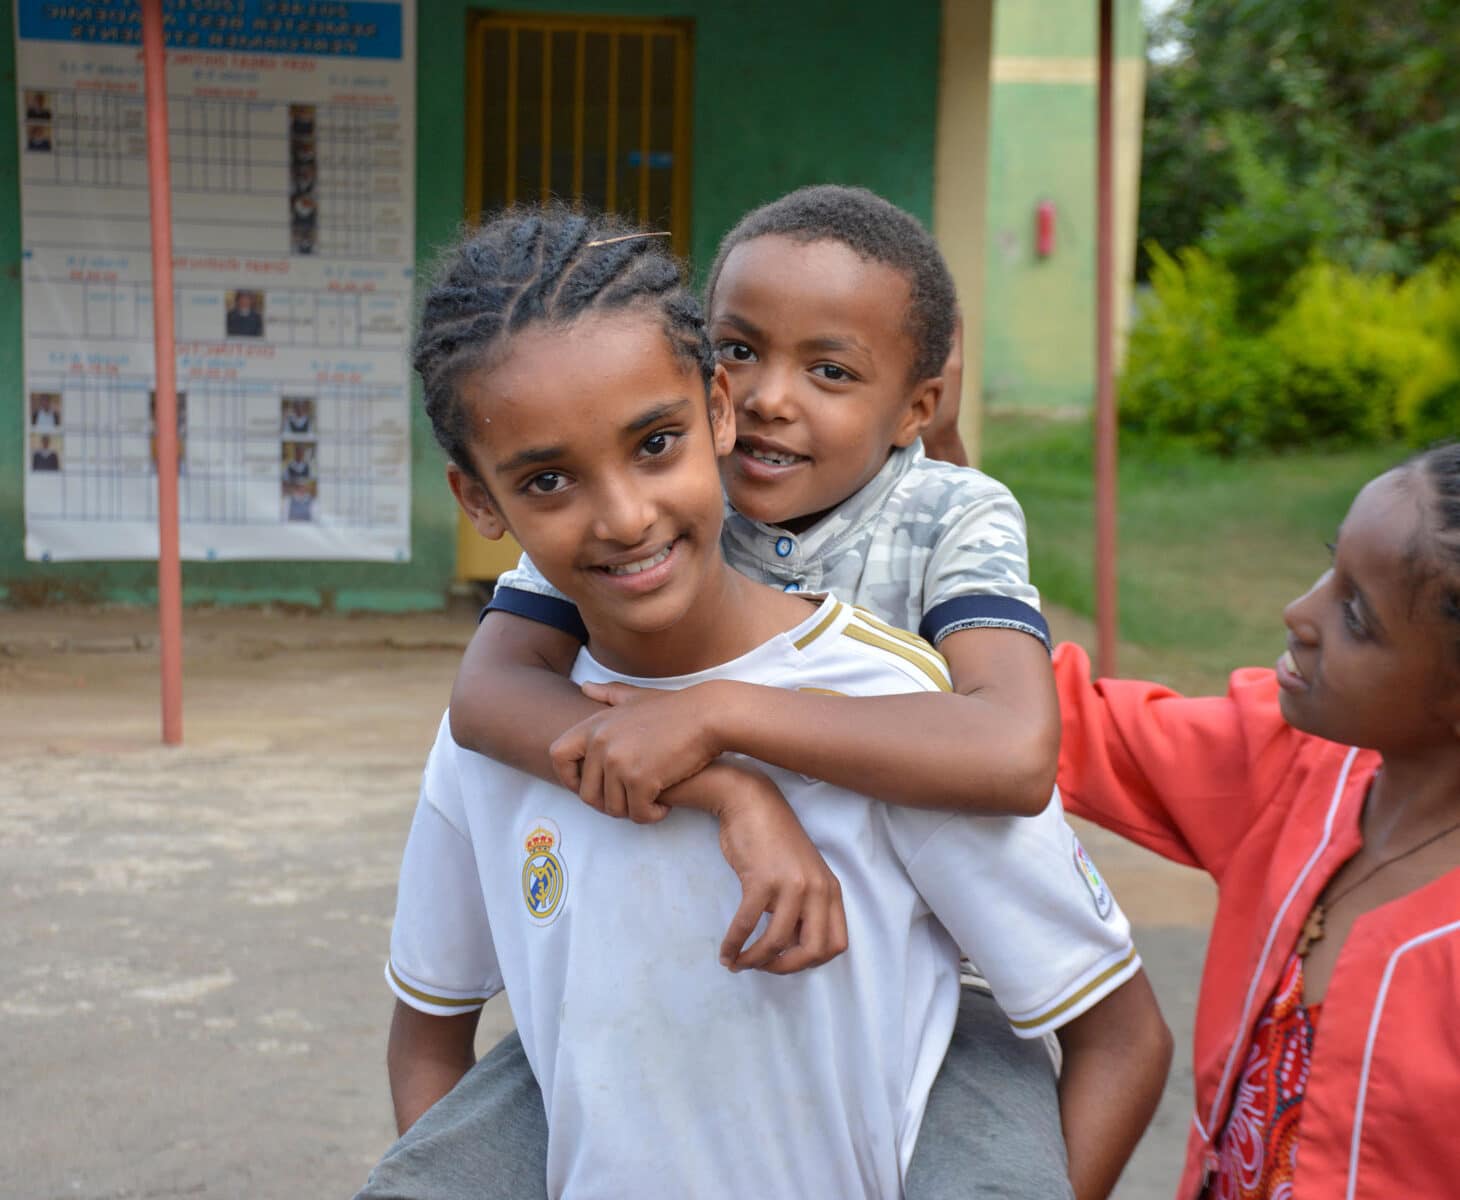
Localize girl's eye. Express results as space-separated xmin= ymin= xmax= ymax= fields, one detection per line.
xmin=716 ymin=341 xmax=756 ymax=364
xmin=1341 ymin=596 xmax=1368 ymax=639
xmin=641 ymin=431 xmax=681 ymax=457
xmin=525 ymin=471 xmax=566 ymax=495
xmin=812 ymin=363 xmax=854 ymax=382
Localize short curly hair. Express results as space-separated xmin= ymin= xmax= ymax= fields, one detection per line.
xmin=704 ymin=184 xmax=957 ymax=381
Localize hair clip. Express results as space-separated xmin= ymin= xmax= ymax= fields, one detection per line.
xmin=585 ymin=231 xmax=672 ymax=248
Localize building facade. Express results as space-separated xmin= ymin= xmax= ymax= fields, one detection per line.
xmin=0 ymin=0 xmax=1141 ymax=607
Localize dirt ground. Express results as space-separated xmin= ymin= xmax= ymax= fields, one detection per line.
xmin=0 ymin=604 xmax=1215 ymax=1200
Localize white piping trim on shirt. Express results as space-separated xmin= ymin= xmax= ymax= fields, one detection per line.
xmin=1345 ymin=917 xmax=1460 ymax=1200
xmin=1202 ymin=746 xmax=1359 ymax=1140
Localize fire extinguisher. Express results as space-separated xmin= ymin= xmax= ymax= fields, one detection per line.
xmin=1035 ymin=200 xmax=1056 ymax=259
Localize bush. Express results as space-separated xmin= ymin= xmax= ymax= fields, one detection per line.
xmin=1394 ymin=263 xmax=1460 ymax=446
xmin=1121 ymin=247 xmax=1291 ymax=455
xmin=1267 ymin=262 xmax=1448 ymax=444
xmin=1121 ymin=250 xmax=1460 ymax=454
xmin=1409 ymin=381 xmax=1460 ymax=447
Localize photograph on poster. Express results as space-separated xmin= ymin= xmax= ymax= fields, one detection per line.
xmin=25 ymin=90 xmax=50 ymax=119
xmin=292 ymin=161 xmax=317 ymax=196
xmin=30 ymin=391 xmax=62 ymax=430
xmin=225 ymin=290 xmax=265 ymax=338
xmin=290 ymin=103 xmax=315 ymax=138
xmin=282 ymin=439 xmax=315 ymax=484
xmin=281 ymin=478 xmax=318 ymax=522
xmin=26 ymin=122 xmax=51 ymax=152
xmin=281 ymin=396 xmax=316 ymax=436
xmin=30 ymin=434 xmax=62 ymax=472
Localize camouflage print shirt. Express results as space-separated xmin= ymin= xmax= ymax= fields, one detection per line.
xmin=486 ymin=441 xmax=1049 ymax=651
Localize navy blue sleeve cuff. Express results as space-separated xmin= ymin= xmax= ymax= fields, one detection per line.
xmin=919 ymin=596 xmax=1051 ymax=653
xmin=482 ymin=586 xmax=589 ymax=643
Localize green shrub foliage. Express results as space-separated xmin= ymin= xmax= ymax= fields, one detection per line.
xmin=1122 ymin=250 xmax=1460 ymax=454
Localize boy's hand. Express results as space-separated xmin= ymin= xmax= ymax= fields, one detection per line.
xmin=550 ymin=680 xmax=728 ymax=823
xmin=706 ymin=762 xmax=848 ymax=974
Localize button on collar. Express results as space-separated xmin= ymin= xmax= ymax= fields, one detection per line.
xmin=774 ymin=535 xmax=794 ymax=558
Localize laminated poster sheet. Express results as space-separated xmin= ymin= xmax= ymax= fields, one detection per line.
xmin=16 ymin=1 xmax=416 ymax=562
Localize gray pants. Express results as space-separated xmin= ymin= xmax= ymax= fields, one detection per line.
xmin=356 ymin=987 xmax=1072 ymax=1199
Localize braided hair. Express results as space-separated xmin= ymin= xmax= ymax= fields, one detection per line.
xmin=1414 ymin=441 xmax=1460 ymax=655
xmin=414 ymin=207 xmax=713 ymax=479
xmin=704 ymin=185 xmax=957 ymax=382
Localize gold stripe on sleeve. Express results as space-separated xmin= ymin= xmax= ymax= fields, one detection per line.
xmin=792 ymin=599 xmax=844 ymax=650
xmin=851 ymin=605 xmax=938 ymax=651
xmin=388 ymin=962 xmax=489 ymax=1009
xmin=797 ymin=686 xmax=848 ymax=696
xmin=841 ymin=624 xmax=953 ymax=692
xmin=1007 ymin=946 xmax=1139 ymax=1031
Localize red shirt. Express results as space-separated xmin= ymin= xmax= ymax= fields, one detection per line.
xmin=1054 ymin=643 xmax=1460 ymax=1200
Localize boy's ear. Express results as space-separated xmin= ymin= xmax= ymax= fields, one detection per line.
xmin=890 ymin=375 xmax=942 ymax=449
xmin=708 ymin=363 xmax=737 ymax=458
xmin=446 ymin=462 xmax=508 ymax=541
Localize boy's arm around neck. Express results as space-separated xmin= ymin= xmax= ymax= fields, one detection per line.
xmin=670 ymin=625 xmax=1059 ymax=815
xmin=449 ymin=610 xmax=597 ymax=784
xmin=451 ymin=611 xmax=796 ymax=818
xmin=452 ymin=611 xmax=850 ymax=972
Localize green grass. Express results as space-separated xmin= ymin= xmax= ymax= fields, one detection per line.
xmin=980 ymin=416 xmax=1402 ymax=688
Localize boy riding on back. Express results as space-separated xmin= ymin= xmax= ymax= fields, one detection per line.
xmin=360 ymin=192 xmax=1171 ymax=1200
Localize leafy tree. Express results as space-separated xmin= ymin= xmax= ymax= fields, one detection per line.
xmin=1138 ymin=0 xmax=1460 ymax=281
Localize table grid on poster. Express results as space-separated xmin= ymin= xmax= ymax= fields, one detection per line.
xmin=23 ymin=279 xmax=407 ymax=350
xmin=23 ymin=89 xmax=405 ymax=261
xmin=24 ymin=373 xmax=407 ymax=529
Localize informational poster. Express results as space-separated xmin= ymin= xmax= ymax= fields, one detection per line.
xmin=16 ymin=1 xmax=415 ymax=562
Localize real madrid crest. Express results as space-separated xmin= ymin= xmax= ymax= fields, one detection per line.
xmin=521 ymin=817 xmax=568 ymax=925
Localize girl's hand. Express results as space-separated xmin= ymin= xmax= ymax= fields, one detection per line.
xmin=549 ymin=680 xmax=730 ymax=823
xmin=705 ymin=762 xmax=848 ymax=973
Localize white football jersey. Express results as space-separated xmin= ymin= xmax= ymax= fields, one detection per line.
xmin=387 ymin=595 xmax=1137 ymax=1199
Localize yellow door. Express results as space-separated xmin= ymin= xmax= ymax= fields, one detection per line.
xmin=456 ymin=12 xmax=694 ymax=581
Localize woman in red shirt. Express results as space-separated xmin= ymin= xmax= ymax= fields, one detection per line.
xmin=1054 ymin=442 xmax=1460 ymax=1199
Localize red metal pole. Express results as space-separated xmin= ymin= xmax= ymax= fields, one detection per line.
xmin=142 ymin=0 xmax=184 ymax=744
xmin=1094 ymin=0 xmax=1119 ymax=677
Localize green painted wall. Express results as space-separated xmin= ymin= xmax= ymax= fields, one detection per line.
xmin=0 ymin=0 xmax=940 ymax=608
xmin=993 ymin=0 xmax=1146 ymax=59
xmin=982 ymin=0 xmax=1144 ymax=411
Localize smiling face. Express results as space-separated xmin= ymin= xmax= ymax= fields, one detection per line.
xmin=447 ymin=308 xmax=738 ymax=671
xmin=709 ymin=236 xmax=940 ymax=533
xmin=1277 ymin=468 xmax=1460 ymax=754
